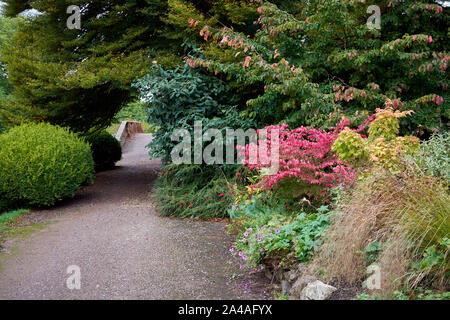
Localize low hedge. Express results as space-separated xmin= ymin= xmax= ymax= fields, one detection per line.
xmin=87 ymin=131 xmax=122 ymax=171
xmin=0 ymin=122 xmax=94 ymax=207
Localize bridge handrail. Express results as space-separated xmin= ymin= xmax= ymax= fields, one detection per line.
xmin=115 ymin=121 xmax=144 ymax=146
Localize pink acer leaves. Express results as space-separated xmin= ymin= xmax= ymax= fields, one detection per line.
xmin=432 ymin=95 xmax=444 ymax=106
xmin=237 ymin=121 xmax=356 ymax=199
xmin=243 ymin=56 xmax=251 ymax=68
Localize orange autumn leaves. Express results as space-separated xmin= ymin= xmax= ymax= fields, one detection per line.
xmin=188 ymin=18 xmax=255 ymax=69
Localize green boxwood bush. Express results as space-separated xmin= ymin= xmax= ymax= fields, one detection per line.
xmin=0 ymin=122 xmax=94 ymax=207
xmin=87 ymin=131 xmax=122 ymax=171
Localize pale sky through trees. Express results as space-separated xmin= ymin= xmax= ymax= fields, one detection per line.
xmin=0 ymin=1 xmax=449 ymax=16
xmin=0 ymin=1 xmax=40 ymax=17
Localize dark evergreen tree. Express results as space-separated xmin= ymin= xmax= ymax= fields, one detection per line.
xmin=0 ymin=0 xmax=171 ymax=132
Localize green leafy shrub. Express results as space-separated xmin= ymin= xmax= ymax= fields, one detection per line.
xmin=365 ymin=241 xmax=382 ymax=265
xmin=228 ymin=197 xmax=287 ymax=222
xmin=357 ymin=288 xmax=450 ymax=300
xmin=331 ymin=127 xmax=367 ymax=163
xmin=227 ymin=197 xmax=288 ymax=234
xmin=231 ymin=203 xmax=331 ymax=269
xmin=333 ymin=108 xmax=420 ymax=172
xmin=410 ymin=131 xmax=450 ymax=185
xmin=134 ymin=64 xmax=255 ymax=219
xmin=367 ymin=107 xmax=405 ymax=141
xmin=0 ymin=122 xmax=94 ymax=207
xmin=415 ymin=289 xmax=450 ymax=300
xmin=409 ymin=237 xmax=449 ymax=285
xmin=133 ymin=64 xmax=254 ymax=164
xmin=87 ymin=131 xmax=122 ymax=171
xmin=180 ymin=1 xmax=448 ymax=134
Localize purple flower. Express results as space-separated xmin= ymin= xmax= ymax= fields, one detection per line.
xmin=243 ymin=232 xmax=249 ymax=237
xmin=242 ymin=255 xmax=247 ymax=260
xmin=248 ymin=227 xmax=253 ymax=231
xmin=257 ymin=237 xmax=262 ymax=242
xmin=260 ymin=248 xmax=264 ymax=252
xmin=238 ymin=251 xmax=243 ymax=256
xmin=229 ymin=248 xmax=234 ymax=253
xmin=269 ymin=233 xmax=273 ymax=236
xmin=275 ymin=229 xmax=280 ymax=233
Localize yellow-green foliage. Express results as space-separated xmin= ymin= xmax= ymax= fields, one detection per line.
xmin=331 ymin=127 xmax=367 ymax=162
xmin=367 ymin=107 xmax=403 ymax=141
xmin=366 ymin=135 xmax=420 ymax=171
xmin=0 ymin=122 xmax=94 ymax=207
xmin=333 ymin=107 xmax=419 ymax=171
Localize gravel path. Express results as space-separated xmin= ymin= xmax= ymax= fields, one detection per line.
xmin=0 ymin=134 xmax=268 ymax=300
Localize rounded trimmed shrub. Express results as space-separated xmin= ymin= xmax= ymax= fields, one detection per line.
xmin=87 ymin=131 xmax=122 ymax=171
xmin=0 ymin=122 xmax=94 ymax=207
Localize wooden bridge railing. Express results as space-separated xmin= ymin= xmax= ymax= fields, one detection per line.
xmin=114 ymin=121 xmax=144 ymax=147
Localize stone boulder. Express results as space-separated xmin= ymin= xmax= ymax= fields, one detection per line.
xmin=299 ymin=280 xmax=337 ymax=300
xmin=289 ymin=274 xmax=317 ymax=299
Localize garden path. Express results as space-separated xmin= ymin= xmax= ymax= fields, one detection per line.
xmin=0 ymin=134 xmax=267 ymax=299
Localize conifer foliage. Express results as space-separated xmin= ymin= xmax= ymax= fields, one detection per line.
xmin=0 ymin=0 xmax=169 ymax=132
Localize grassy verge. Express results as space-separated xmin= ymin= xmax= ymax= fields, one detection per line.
xmin=0 ymin=208 xmax=49 ymax=272
xmin=0 ymin=209 xmax=50 ymax=254
xmin=0 ymin=209 xmax=28 ymax=231
xmin=0 ymin=209 xmax=28 ymax=250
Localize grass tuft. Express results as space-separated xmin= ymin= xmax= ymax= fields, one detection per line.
xmin=152 ymin=164 xmax=236 ymax=219
xmin=309 ymin=165 xmax=449 ymax=297
xmin=0 ymin=209 xmax=28 ymax=227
